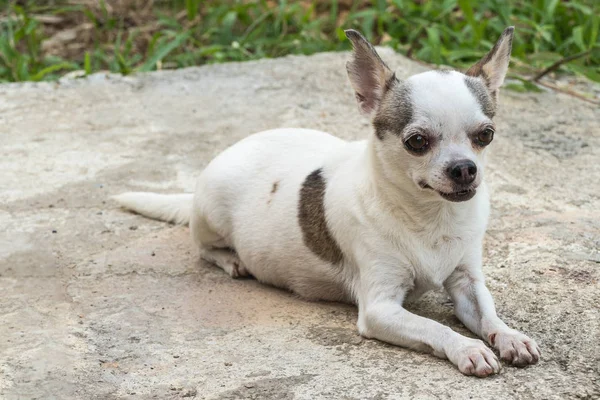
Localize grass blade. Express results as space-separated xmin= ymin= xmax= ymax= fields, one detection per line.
xmin=30 ymin=62 xmax=75 ymax=81
xmin=84 ymin=52 xmax=91 ymax=75
xmin=137 ymin=31 xmax=191 ymax=72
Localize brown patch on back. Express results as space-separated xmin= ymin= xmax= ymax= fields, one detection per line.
xmin=298 ymin=169 xmax=343 ymax=264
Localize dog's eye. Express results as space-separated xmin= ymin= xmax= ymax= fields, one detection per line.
xmin=405 ymin=134 xmax=428 ymax=153
xmin=477 ymin=128 xmax=494 ymax=146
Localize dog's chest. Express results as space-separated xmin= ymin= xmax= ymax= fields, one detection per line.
xmin=411 ymin=233 xmax=467 ymax=288
xmin=401 ymin=203 xmax=487 ymax=290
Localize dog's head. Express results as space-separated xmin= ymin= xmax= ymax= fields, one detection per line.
xmin=345 ymin=27 xmax=514 ymax=202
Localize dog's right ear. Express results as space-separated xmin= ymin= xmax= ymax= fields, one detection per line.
xmin=345 ymin=29 xmax=397 ymax=116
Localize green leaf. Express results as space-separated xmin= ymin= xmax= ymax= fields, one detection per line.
xmin=589 ymin=15 xmax=599 ymax=50
xmin=84 ymin=52 xmax=91 ymax=75
xmin=508 ymin=76 xmax=544 ymax=92
xmin=30 ymin=62 xmax=75 ymax=81
xmin=185 ymin=0 xmax=199 ymax=21
xmin=527 ymin=51 xmax=563 ymax=62
xmin=572 ymin=26 xmax=586 ymax=51
xmin=221 ymin=11 xmax=238 ymax=32
xmin=116 ymin=53 xmax=130 ymax=75
xmin=536 ymin=25 xmax=553 ymax=44
xmin=137 ymin=31 xmax=191 ymax=72
xmin=336 ymin=27 xmax=347 ymax=42
xmin=329 ymin=0 xmax=338 ymax=26
xmin=542 ymin=0 xmax=559 ymax=22
xmin=82 ymin=9 xmax=98 ymax=27
xmin=505 ymin=83 xmax=528 ymax=92
xmin=445 ymin=49 xmax=486 ymax=62
xmin=426 ymin=27 xmax=442 ymax=64
xmin=568 ymin=63 xmax=600 ymax=83
xmin=458 ymin=0 xmax=479 ymax=43
xmin=563 ymin=2 xmax=592 ymax=16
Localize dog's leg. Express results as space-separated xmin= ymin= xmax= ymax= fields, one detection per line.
xmin=200 ymin=247 xmax=249 ymax=279
xmin=444 ymin=260 xmax=540 ymax=367
xmin=189 ymin=196 xmax=249 ymax=279
xmin=357 ymin=267 xmax=501 ymax=377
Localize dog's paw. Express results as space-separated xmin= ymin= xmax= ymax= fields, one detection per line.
xmin=447 ymin=338 xmax=501 ymax=377
xmin=230 ymin=260 xmax=250 ymax=279
xmin=489 ymin=330 xmax=540 ymax=367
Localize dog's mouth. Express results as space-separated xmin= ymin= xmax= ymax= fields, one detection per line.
xmin=437 ymin=188 xmax=476 ymax=202
xmin=420 ymin=183 xmax=477 ymax=202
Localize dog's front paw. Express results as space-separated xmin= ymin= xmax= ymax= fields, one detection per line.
xmin=489 ymin=330 xmax=540 ymax=367
xmin=447 ymin=338 xmax=501 ymax=377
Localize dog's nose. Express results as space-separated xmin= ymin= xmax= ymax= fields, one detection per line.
xmin=447 ymin=160 xmax=477 ymax=185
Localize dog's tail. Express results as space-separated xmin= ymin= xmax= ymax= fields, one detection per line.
xmin=112 ymin=192 xmax=193 ymax=225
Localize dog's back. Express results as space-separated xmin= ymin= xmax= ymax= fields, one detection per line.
xmin=194 ymin=128 xmax=358 ymax=300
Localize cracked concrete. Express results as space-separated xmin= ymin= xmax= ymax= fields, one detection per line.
xmin=1 ymin=49 xmax=599 ymax=399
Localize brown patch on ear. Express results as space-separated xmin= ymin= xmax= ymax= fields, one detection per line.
xmin=345 ymin=29 xmax=396 ymax=115
xmin=298 ymin=169 xmax=343 ymax=264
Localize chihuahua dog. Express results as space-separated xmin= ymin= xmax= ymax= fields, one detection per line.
xmin=114 ymin=27 xmax=540 ymax=377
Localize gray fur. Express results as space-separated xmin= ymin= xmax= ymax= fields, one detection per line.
xmin=373 ymin=82 xmax=413 ymax=140
xmin=298 ymin=169 xmax=344 ymax=264
xmin=464 ymin=76 xmax=496 ymax=119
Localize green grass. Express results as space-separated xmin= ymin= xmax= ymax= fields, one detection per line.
xmin=0 ymin=0 xmax=598 ymax=85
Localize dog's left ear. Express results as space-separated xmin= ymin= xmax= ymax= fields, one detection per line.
xmin=466 ymin=26 xmax=514 ymax=95
xmin=345 ymin=29 xmax=396 ymax=116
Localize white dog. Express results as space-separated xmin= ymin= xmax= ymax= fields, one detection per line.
xmin=114 ymin=27 xmax=540 ymax=377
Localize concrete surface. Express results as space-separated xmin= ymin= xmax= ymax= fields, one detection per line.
xmin=1 ymin=49 xmax=599 ymax=400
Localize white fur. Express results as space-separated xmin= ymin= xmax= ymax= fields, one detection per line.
xmin=114 ymin=27 xmax=539 ymax=377
xmin=111 ymin=192 xmax=192 ymax=225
